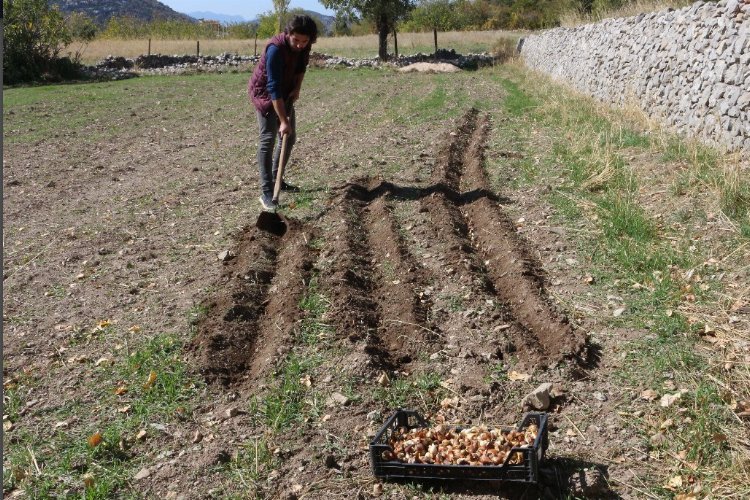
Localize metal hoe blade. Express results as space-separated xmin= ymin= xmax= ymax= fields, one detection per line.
xmin=256 ymin=134 xmax=289 ymax=235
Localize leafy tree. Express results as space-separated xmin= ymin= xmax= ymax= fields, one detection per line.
xmin=404 ymin=0 xmax=459 ymax=52
xmin=273 ymin=0 xmax=291 ymax=32
xmin=321 ymin=0 xmax=415 ymax=60
xmin=3 ymin=0 xmax=77 ymax=83
xmin=255 ymin=8 xmax=326 ymax=39
xmin=407 ymin=0 xmax=457 ymax=31
xmin=226 ymin=21 xmax=258 ymax=39
xmin=332 ymin=11 xmax=353 ymax=35
xmin=65 ymin=12 xmax=98 ymax=41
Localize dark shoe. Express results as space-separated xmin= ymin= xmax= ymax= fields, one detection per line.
xmin=280 ymin=181 xmax=300 ymax=193
xmin=259 ymin=195 xmax=277 ymax=211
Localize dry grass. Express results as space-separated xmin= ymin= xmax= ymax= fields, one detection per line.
xmin=559 ymin=0 xmax=696 ymax=27
xmin=67 ymin=30 xmax=524 ymax=65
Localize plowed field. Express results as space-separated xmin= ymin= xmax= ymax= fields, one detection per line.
xmin=5 ymin=67 xmax=747 ymax=499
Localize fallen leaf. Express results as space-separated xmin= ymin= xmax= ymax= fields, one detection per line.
xmin=508 ymin=371 xmax=531 ymax=382
xmin=94 ymin=357 xmax=111 ymax=367
xmin=83 ymin=473 xmax=95 ymax=489
xmin=675 ymin=494 xmax=696 ymax=500
xmin=118 ymin=405 xmax=131 ymax=414
xmin=136 ymin=429 xmax=147 ymax=441
xmin=13 ymin=467 xmax=27 ymax=482
xmin=96 ymin=320 xmax=111 ymax=329
xmin=128 ymin=325 xmax=141 ymax=333
xmin=641 ymin=389 xmax=659 ymax=401
xmin=300 ymin=375 xmax=312 ymax=388
xmin=115 ymin=386 xmax=128 ymax=396
xmin=666 ymin=475 xmax=683 ymax=490
xmin=440 ymin=397 xmax=458 ymax=409
xmin=377 ymin=372 xmax=390 ymax=386
xmin=3 ymin=420 xmax=14 ymax=432
xmin=660 ymin=392 xmax=682 ymax=408
xmin=88 ymin=432 xmax=103 ymax=448
xmin=660 ymin=418 xmax=674 ymax=430
xmin=143 ymin=370 xmax=157 ymax=389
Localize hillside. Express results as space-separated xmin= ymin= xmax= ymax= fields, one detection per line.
xmin=50 ymin=0 xmax=196 ymax=25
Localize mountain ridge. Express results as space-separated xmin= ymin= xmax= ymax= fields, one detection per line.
xmin=49 ymin=0 xmax=196 ymax=25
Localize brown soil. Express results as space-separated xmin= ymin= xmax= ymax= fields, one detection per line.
xmin=192 ymin=109 xmax=585 ymax=384
xmin=184 ymin=108 xmax=589 ymax=497
xmin=6 ymin=72 xmax=688 ymax=499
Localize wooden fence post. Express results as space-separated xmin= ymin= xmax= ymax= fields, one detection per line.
xmin=433 ymin=28 xmax=438 ymax=56
xmin=197 ymin=40 xmax=200 ymax=57
xmin=254 ymin=34 xmax=258 ymax=56
xmin=148 ymin=38 xmax=151 ymax=56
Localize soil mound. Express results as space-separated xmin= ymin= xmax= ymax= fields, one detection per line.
xmin=190 ymin=108 xmax=585 ymax=387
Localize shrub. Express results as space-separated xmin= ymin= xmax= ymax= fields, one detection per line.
xmin=3 ymin=0 xmax=82 ymax=84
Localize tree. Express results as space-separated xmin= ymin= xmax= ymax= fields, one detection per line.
xmin=256 ymin=8 xmax=326 ymax=39
xmin=273 ymin=0 xmax=291 ymax=33
xmin=3 ymin=0 xmax=75 ymax=83
xmin=321 ymin=0 xmax=415 ymax=60
xmin=406 ymin=0 xmax=457 ymax=52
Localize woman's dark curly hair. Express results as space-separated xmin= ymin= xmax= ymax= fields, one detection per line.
xmin=285 ymin=15 xmax=319 ymax=44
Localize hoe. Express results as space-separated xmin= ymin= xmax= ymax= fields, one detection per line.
xmin=256 ymin=134 xmax=289 ymax=236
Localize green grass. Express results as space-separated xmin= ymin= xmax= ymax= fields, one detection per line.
xmin=225 ymin=436 xmax=278 ymax=497
xmin=376 ymin=371 xmax=445 ymax=411
xmin=498 ymin=77 xmax=536 ymax=116
xmin=250 ymin=353 xmax=321 ymax=433
xmin=3 ymin=333 xmax=200 ymax=498
xmin=493 ymin=67 xmax=745 ymax=495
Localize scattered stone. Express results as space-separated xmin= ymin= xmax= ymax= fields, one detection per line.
xmin=593 ymin=391 xmax=608 ymax=402
xmin=328 ymin=392 xmax=350 ymax=406
xmin=192 ymin=430 xmax=203 ymax=444
xmin=367 ymin=410 xmax=382 ymax=422
xmin=523 ymin=383 xmax=553 ymax=410
xmin=218 ymin=250 xmax=235 ymax=262
xmin=134 ymin=467 xmax=151 ymax=480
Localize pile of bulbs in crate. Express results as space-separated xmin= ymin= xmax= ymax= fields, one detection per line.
xmin=383 ymin=421 xmax=539 ymax=466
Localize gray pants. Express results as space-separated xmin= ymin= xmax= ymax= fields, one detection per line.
xmin=256 ymin=105 xmax=296 ymax=198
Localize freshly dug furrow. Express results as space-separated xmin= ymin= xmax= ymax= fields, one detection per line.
xmin=428 ymin=108 xmax=585 ymax=366
xmin=363 ymin=190 xmax=434 ymax=365
xmin=248 ymin=224 xmax=317 ymax=380
xmin=318 ymin=182 xmax=386 ymax=363
xmin=190 ymin=219 xmax=315 ymax=386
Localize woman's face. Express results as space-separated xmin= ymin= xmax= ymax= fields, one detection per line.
xmin=289 ymin=33 xmax=310 ymax=52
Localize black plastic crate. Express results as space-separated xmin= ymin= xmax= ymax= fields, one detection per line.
xmin=370 ymin=410 xmax=548 ymax=484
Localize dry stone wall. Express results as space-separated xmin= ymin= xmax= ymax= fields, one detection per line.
xmin=520 ymin=0 xmax=750 ymax=155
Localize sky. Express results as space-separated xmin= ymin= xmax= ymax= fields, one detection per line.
xmin=159 ymin=1 xmax=336 ymax=21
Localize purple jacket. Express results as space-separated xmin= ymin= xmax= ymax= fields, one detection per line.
xmin=248 ymin=33 xmax=311 ymax=116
